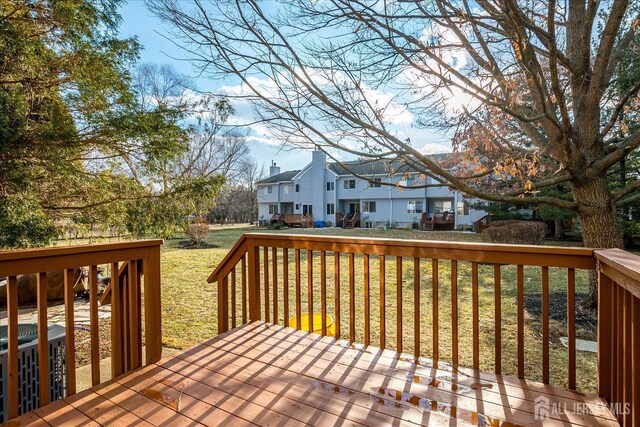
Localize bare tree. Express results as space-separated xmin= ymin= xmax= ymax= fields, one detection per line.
xmin=123 ymin=63 xmax=249 ymax=196
xmin=147 ymin=0 xmax=640 ymax=253
xmin=211 ymin=159 xmax=263 ymax=223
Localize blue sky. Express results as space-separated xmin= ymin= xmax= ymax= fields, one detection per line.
xmin=118 ymin=1 xmax=450 ymax=174
xmin=118 ymin=1 xmax=317 ymax=173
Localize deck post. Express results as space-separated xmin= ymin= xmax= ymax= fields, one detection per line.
xmin=144 ymin=245 xmax=163 ymax=364
xmin=247 ymin=238 xmax=262 ymax=322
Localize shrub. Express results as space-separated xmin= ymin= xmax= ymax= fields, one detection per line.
xmin=185 ymin=223 xmax=210 ymax=246
xmin=481 ymin=221 xmax=547 ymax=245
xmin=486 ymin=219 xmax=527 ymax=228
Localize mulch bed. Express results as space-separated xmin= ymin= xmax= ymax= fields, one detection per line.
xmin=177 ymin=240 xmax=218 ymax=249
xmin=523 ymin=292 xmax=597 ymax=341
xmin=74 ymin=317 xmax=112 ymax=367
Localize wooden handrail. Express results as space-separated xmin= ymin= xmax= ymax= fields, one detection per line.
xmin=208 ymin=235 xmax=248 ymax=282
xmin=595 ymin=248 xmax=640 ymax=425
xmin=0 ymin=240 xmax=162 ymax=420
xmin=210 ymin=233 xmax=599 ymax=390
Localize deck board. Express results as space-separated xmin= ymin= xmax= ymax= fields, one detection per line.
xmin=8 ymin=322 xmax=617 ymax=426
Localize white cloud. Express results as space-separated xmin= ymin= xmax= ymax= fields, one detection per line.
xmin=417 ymin=142 xmax=451 ymax=154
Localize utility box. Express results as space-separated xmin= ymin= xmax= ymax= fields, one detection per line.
xmin=0 ymin=324 xmax=67 ymax=423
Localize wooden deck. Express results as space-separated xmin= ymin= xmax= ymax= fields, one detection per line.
xmin=10 ymin=322 xmax=617 ymax=427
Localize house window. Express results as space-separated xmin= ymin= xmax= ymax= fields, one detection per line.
xmin=295 ymin=184 xmax=300 ymax=192
xmin=344 ymin=179 xmax=356 ymax=189
xmin=369 ymin=178 xmax=382 ymax=188
xmin=457 ymin=201 xmax=470 ymax=215
xmin=326 ymin=182 xmax=334 ymax=191
xmin=407 ymin=200 xmax=424 ymax=213
xmin=401 ymin=177 xmax=415 ymax=187
xmin=295 ymin=204 xmax=299 ymax=210
xmin=363 ymin=201 xmax=377 ymax=213
xmin=267 ymin=186 xmax=273 ymax=194
xmin=268 ymin=204 xmax=278 ymax=215
xmin=434 ymin=200 xmax=453 ymax=213
xmin=302 ymin=204 xmax=313 ymax=215
xmin=326 ymin=203 xmax=335 ymax=215
xmin=282 ymin=184 xmax=292 ymax=194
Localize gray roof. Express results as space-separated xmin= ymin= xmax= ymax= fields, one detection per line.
xmin=257 ymin=154 xmax=452 ymax=183
xmin=257 ymin=170 xmax=300 ymax=184
xmin=328 ymin=154 xmax=450 ymax=176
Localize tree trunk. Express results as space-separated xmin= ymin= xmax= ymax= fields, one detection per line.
xmin=571 ymin=175 xmax=624 ymax=309
xmin=553 ymin=219 xmax=564 ymax=240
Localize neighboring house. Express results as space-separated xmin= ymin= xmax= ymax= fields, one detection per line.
xmin=257 ymin=151 xmax=487 ymax=229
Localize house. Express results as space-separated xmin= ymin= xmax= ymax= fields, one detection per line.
xmin=257 ymin=150 xmax=487 ymax=229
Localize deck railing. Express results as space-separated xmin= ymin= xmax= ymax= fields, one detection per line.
xmin=210 ymin=233 xmax=640 ymax=425
xmin=596 ymin=249 xmax=640 ymax=426
xmin=0 ymin=240 xmax=162 ymax=419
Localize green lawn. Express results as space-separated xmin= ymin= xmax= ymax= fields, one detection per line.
xmin=159 ymin=225 xmax=598 ymax=393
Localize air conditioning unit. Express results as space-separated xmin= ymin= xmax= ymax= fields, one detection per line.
xmin=0 ymin=324 xmax=66 ymax=423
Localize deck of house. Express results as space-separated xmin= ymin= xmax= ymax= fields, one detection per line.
xmin=9 ymin=322 xmax=618 ymax=426
xmin=1 ymin=234 xmax=638 ymax=425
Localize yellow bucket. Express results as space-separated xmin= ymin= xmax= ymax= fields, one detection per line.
xmin=289 ymin=313 xmax=335 ymax=335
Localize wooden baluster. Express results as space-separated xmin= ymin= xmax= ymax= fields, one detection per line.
xmin=272 ymin=247 xmax=278 ymax=325
xmin=321 ymin=251 xmax=327 ymax=335
xmin=432 ymin=259 xmax=439 ymax=364
xmin=110 ymin=263 xmax=122 ymax=379
xmin=241 ymin=255 xmax=247 ymax=324
xmin=380 ymin=255 xmax=386 ymax=349
xmin=632 ymin=294 xmax=639 ymax=426
xmin=37 ymin=272 xmax=50 ymax=405
xmin=349 ymin=253 xmax=355 ymax=342
xmin=397 ymin=256 xmax=403 ymax=354
xmin=414 ymin=257 xmax=420 ymax=359
xmin=128 ymin=260 xmax=140 ymax=370
xmin=283 ymin=249 xmax=289 ymax=327
xmin=231 ymin=267 xmax=237 ymax=329
xmin=334 ymin=252 xmax=341 ymax=339
xmin=364 ymin=254 xmax=370 ymax=346
xmin=623 ymin=289 xmax=632 ymax=426
xmin=264 ymin=248 xmax=270 ymax=323
xmin=62 ymin=269 xmax=78 ymax=393
xmin=247 ymin=241 xmax=261 ymax=322
xmin=121 ymin=266 xmax=130 ymax=371
xmin=451 ymin=260 xmax=458 ymax=365
xmin=541 ymin=266 xmax=550 ymax=384
xmin=494 ymin=264 xmax=501 ymax=375
xmin=517 ymin=264 xmax=524 ymax=379
xmin=143 ymin=246 xmax=162 ymax=365
xmin=7 ymin=276 xmax=19 ymax=418
xmin=295 ymin=249 xmax=301 ymax=330
xmin=308 ymin=250 xmax=314 ymax=333
xmin=613 ymin=284 xmax=620 ymax=409
xmin=567 ymin=268 xmax=576 ymax=389
xmin=136 ymin=260 xmax=143 ymax=362
xmin=217 ymin=275 xmax=229 ymax=333
xmin=472 ymin=262 xmax=479 ymax=369
xmin=597 ymin=273 xmax=613 ymax=402
xmin=617 ymin=285 xmax=623 ymax=413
